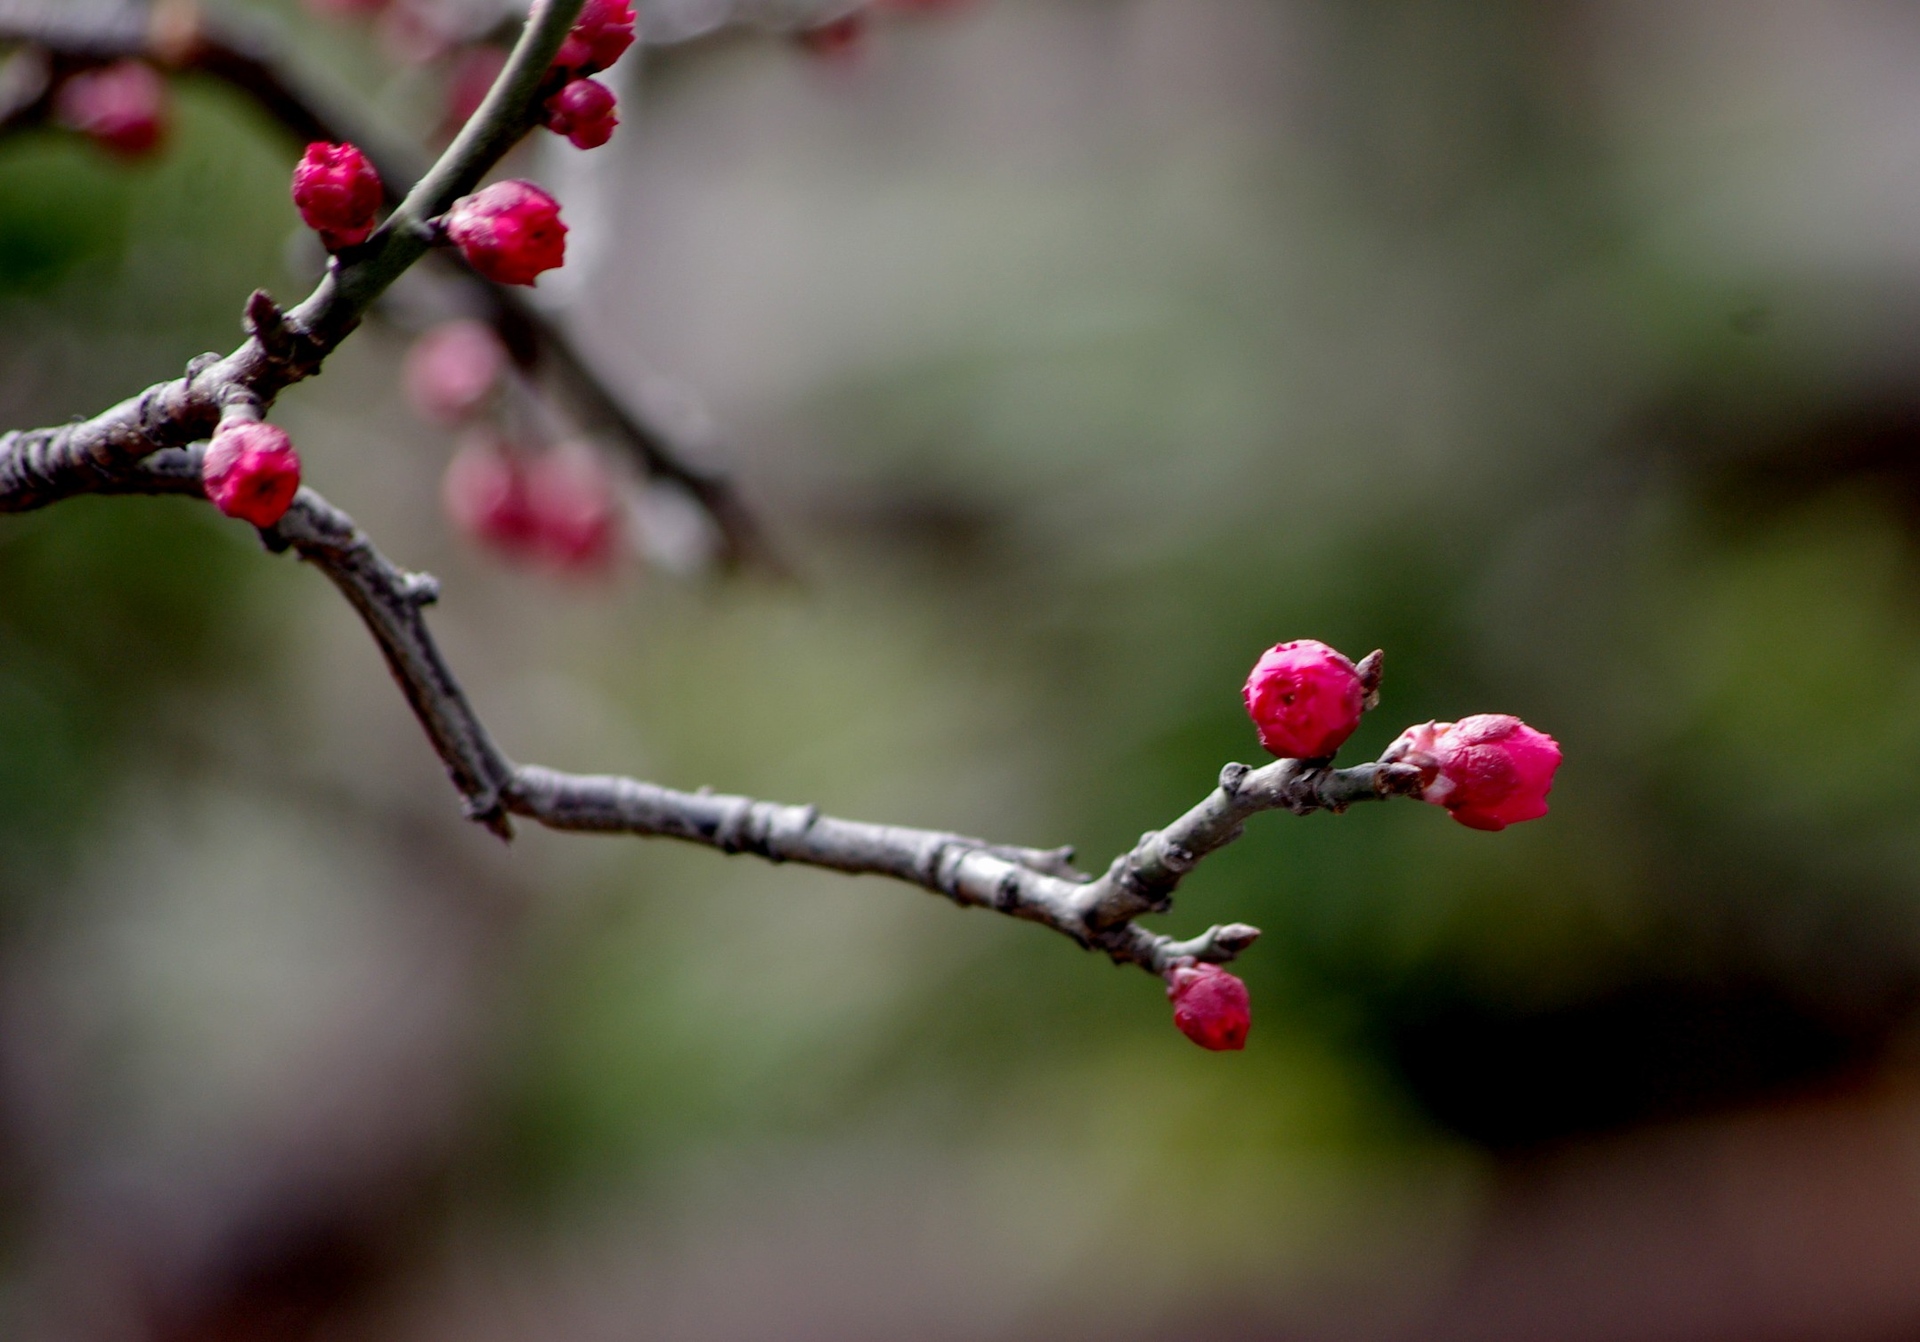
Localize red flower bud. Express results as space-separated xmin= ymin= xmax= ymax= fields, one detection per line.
xmin=54 ymin=61 xmax=169 ymax=159
xmin=527 ymin=443 xmax=622 ymax=574
xmin=202 ymin=422 xmax=302 ymax=528
xmin=404 ymin=320 xmax=508 ymax=426
xmin=444 ymin=433 xmax=539 ymax=555
xmin=291 ymin=142 xmax=383 ymax=250
xmin=554 ymin=0 xmax=637 ymax=75
xmin=1242 ymin=639 xmax=1365 ymax=760
xmin=544 ymin=78 xmax=619 ymax=150
xmin=797 ymin=10 xmax=869 ymax=60
xmin=1166 ymin=963 xmax=1251 ymax=1051
xmin=1384 ymin=714 xmax=1562 ymax=831
xmin=442 ymin=180 xmax=567 ymax=286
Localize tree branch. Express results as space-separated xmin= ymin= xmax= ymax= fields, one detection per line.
xmin=0 ymin=0 xmax=778 ymax=571
xmin=0 ymin=0 xmax=583 ymax=506
xmin=0 ymin=1 xmax=1432 ymax=988
xmin=87 ymin=446 xmax=1430 ymax=978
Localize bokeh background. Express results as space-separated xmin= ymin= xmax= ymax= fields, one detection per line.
xmin=6 ymin=1 xmax=1920 ymax=1338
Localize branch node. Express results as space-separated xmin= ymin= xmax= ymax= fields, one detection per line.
xmin=992 ymin=868 xmax=1021 ymax=912
xmin=401 ymin=572 xmax=441 ymax=606
xmin=1219 ymin=761 xmax=1250 ymax=797
xmin=244 ymin=289 xmax=295 ymax=358
xmin=185 ymin=352 xmax=222 ymax=381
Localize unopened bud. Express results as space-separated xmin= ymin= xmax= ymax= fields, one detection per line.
xmin=442 ymin=180 xmax=567 ymax=286
xmin=1166 ymin=963 xmax=1251 ymax=1051
xmin=1242 ymin=639 xmax=1365 ymax=760
xmin=1383 ymin=714 xmax=1562 ymax=831
xmin=202 ymin=421 xmax=301 ymax=528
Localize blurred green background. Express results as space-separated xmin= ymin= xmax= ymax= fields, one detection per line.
xmin=6 ymin=2 xmax=1920 ymax=1338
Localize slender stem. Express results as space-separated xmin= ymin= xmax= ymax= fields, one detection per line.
xmin=94 ymin=453 xmax=1432 ymax=980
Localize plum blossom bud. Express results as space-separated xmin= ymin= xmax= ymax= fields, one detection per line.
xmin=291 ymin=142 xmax=383 ymax=250
xmin=442 ymin=180 xmax=566 ymax=286
xmin=1383 ymin=714 xmax=1562 ymax=832
xmin=1242 ymin=639 xmax=1365 ymax=760
xmin=544 ymin=78 xmax=618 ymax=150
xmin=797 ymin=10 xmax=869 ymax=60
xmin=1166 ymin=963 xmax=1251 ymax=1051
xmin=404 ymin=320 xmax=507 ymax=426
xmin=527 ymin=442 xmax=622 ymax=574
xmin=202 ymin=421 xmax=302 ymax=528
xmin=54 ymin=61 xmax=169 ymax=158
xmin=554 ymin=0 xmax=637 ymax=75
xmin=442 ymin=433 xmax=536 ymax=554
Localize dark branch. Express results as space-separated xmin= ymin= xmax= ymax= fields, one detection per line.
xmin=98 ymin=446 xmax=1393 ymax=977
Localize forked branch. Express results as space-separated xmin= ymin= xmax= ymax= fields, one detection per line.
xmin=107 ymin=447 xmax=1428 ymax=975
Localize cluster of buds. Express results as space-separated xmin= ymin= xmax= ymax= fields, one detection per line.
xmin=1241 ymin=637 xmax=1561 ymax=830
xmin=443 ymin=435 xmax=622 ymax=574
xmin=1174 ymin=638 xmax=1564 ymax=1052
xmin=53 ymin=61 xmax=169 ymax=158
xmin=405 ymin=320 xmax=623 ymax=575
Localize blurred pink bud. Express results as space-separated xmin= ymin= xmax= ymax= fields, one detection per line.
xmin=1242 ymin=639 xmax=1365 ymax=759
xmin=1384 ymin=714 xmax=1562 ymax=831
xmin=796 ymin=10 xmax=869 ymax=60
xmin=1166 ymin=964 xmax=1251 ymax=1051
xmin=303 ymin=0 xmax=391 ymax=16
xmin=443 ymin=180 xmax=566 ymax=286
xmin=404 ymin=320 xmax=507 ymax=426
xmin=554 ymin=0 xmax=637 ymax=74
xmin=544 ymin=78 xmax=618 ymax=150
xmin=202 ymin=422 xmax=302 ymax=528
xmin=54 ymin=61 xmax=169 ymax=158
xmin=292 ymin=141 xmax=383 ymax=250
xmin=527 ymin=443 xmax=622 ymax=574
xmin=443 ymin=433 xmax=537 ymax=554
xmin=442 ymin=44 xmax=509 ymax=137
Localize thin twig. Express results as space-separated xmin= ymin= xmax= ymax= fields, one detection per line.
xmin=92 ymin=449 xmax=1425 ymax=978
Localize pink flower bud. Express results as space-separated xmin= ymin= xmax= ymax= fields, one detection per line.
xmin=527 ymin=443 xmax=622 ymax=574
xmin=404 ymin=320 xmax=508 ymax=426
xmin=291 ymin=142 xmax=383 ymax=250
xmin=1384 ymin=714 xmax=1562 ymax=831
xmin=442 ymin=180 xmax=567 ymax=286
xmin=1166 ymin=963 xmax=1251 ymax=1051
xmin=554 ymin=0 xmax=637 ymax=75
xmin=442 ymin=433 xmax=537 ymax=554
xmin=202 ymin=422 xmax=302 ymax=528
xmin=796 ymin=10 xmax=870 ymax=60
xmin=544 ymin=78 xmax=618 ymax=150
xmin=54 ymin=61 xmax=169 ymax=159
xmin=1242 ymin=639 xmax=1365 ymax=760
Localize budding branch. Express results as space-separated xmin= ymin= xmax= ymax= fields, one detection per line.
xmin=0 ymin=0 xmax=776 ymax=571
xmin=0 ymin=0 xmax=1440 ymax=985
